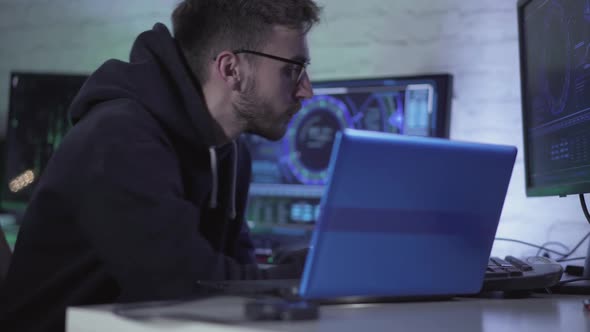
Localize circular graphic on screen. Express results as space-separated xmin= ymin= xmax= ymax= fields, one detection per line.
xmin=281 ymin=95 xmax=353 ymax=184
xmin=538 ymin=0 xmax=572 ymax=116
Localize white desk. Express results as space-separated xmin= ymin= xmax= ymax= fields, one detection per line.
xmin=67 ymin=294 xmax=590 ymax=332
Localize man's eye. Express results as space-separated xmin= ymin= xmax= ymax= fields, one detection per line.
xmin=284 ymin=66 xmax=300 ymax=79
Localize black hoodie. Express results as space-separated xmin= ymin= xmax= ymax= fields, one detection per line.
xmin=0 ymin=23 xmax=299 ymax=332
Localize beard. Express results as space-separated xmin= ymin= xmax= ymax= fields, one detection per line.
xmin=234 ymin=76 xmax=296 ymax=141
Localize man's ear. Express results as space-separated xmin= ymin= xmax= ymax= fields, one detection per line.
xmin=214 ymin=51 xmax=241 ymax=90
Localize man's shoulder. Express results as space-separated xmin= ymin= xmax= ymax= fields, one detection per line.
xmin=84 ymin=98 xmax=157 ymax=128
xmin=73 ymin=98 xmax=168 ymax=145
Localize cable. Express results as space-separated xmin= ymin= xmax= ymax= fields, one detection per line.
xmin=535 ymin=241 xmax=570 ymax=257
xmin=496 ymin=195 xmax=590 ymax=260
xmin=560 ymin=232 xmax=590 ymax=259
xmin=496 ymin=232 xmax=590 ymax=259
xmin=494 ymin=238 xmax=568 ymax=256
xmin=557 ymin=257 xmax=587 ymax=262
xmin=580 ymin=194 xmax=590 ymax=225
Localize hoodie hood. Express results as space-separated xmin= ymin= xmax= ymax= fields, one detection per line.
xmin=69 ymin=23 xmax=219 ymax=148
xmin=69 ymin=23 xmax=238 ymax=219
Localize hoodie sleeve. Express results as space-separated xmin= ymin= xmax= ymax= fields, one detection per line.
xmin=234 ymin=219 xmax=256 ymax=264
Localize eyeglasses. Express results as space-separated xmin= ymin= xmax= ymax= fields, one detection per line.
xmin=232 ymin=49 xmax=309 ymax=85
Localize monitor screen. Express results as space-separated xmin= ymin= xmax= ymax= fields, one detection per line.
xmin=519 ymin=0 xmax=590 ymax=197
xmin=1 ymin=72 xmax=87 ymax=212
xmin=243 ymin=74 xmax=453 ymax=231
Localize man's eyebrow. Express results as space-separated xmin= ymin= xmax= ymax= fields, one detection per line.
xmin=291 ymin=55 xmax=310 ymax=64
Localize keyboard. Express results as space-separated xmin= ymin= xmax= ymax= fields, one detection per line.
xmin=202 ymin=254 xmax=564 ymax=299
xmin=482 ymin=256 xmax=563 ymax=293
xmin=251 ymin=232 xmax=565 ymax=294
xmin=251 ymin=233 xmax=309 ymax=263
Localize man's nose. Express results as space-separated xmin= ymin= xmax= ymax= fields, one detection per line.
xmin=295 ymin=72 xmax=313 ymax=100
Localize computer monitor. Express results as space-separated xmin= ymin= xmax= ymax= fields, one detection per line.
xmin=518 ymin=0 xmax=590 ymax=293
xmin=1 ymin=72 xmax=87 ymax=213
xmin=243 ymin=74 xmax=453 ymax=234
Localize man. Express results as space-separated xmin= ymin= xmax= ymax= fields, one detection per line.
xmin=0 ymin=0 xmax=321 ymax=331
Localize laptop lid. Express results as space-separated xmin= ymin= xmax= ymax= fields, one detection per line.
xmin=299 ymin=129 xmax=517 ymax=299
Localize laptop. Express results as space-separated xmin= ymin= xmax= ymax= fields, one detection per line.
xmin=200 ymin=129 xmax=517 ymax=301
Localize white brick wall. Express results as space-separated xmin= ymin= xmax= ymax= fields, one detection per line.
xmin=0 ymin=0 xmax=588 ymax=259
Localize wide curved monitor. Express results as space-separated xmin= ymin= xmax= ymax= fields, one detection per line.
xmin=243 ymin=74 xmax=453 ymax=230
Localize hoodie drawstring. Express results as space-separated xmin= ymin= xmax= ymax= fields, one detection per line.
xmin=229 ymin=140 xmax=237 ymax=220
xmin=208 ymin=147 xmax=218 ymax=209
xmin=208 ymin=141 xmax=238 ymax=220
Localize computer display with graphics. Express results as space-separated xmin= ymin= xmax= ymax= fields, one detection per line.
xmin=518 ymin=0 xmax=590 ymax=293
xmin=243 ymin=74 xmax=453 ymax=232
xmin=1 ymin=72 xmax=87 ymax=212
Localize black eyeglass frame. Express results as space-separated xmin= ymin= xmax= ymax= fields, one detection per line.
xmin=217 ymin=49 xmax=310 ymax=84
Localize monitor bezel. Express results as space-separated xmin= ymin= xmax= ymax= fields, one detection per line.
xmin=1 ymin=71 xmax=88 ymax=213
xmin=517 ymin=0 xmax=590 ymax=197
xmin=310 ymin=73 xmax=453 ymax=139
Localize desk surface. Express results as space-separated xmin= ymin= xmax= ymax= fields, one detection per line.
xmin=67 ymin=294 xmax=590 ymax=332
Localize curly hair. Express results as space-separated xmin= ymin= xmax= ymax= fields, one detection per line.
xmin=172 ymin=0 xmax=322 ymax=83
